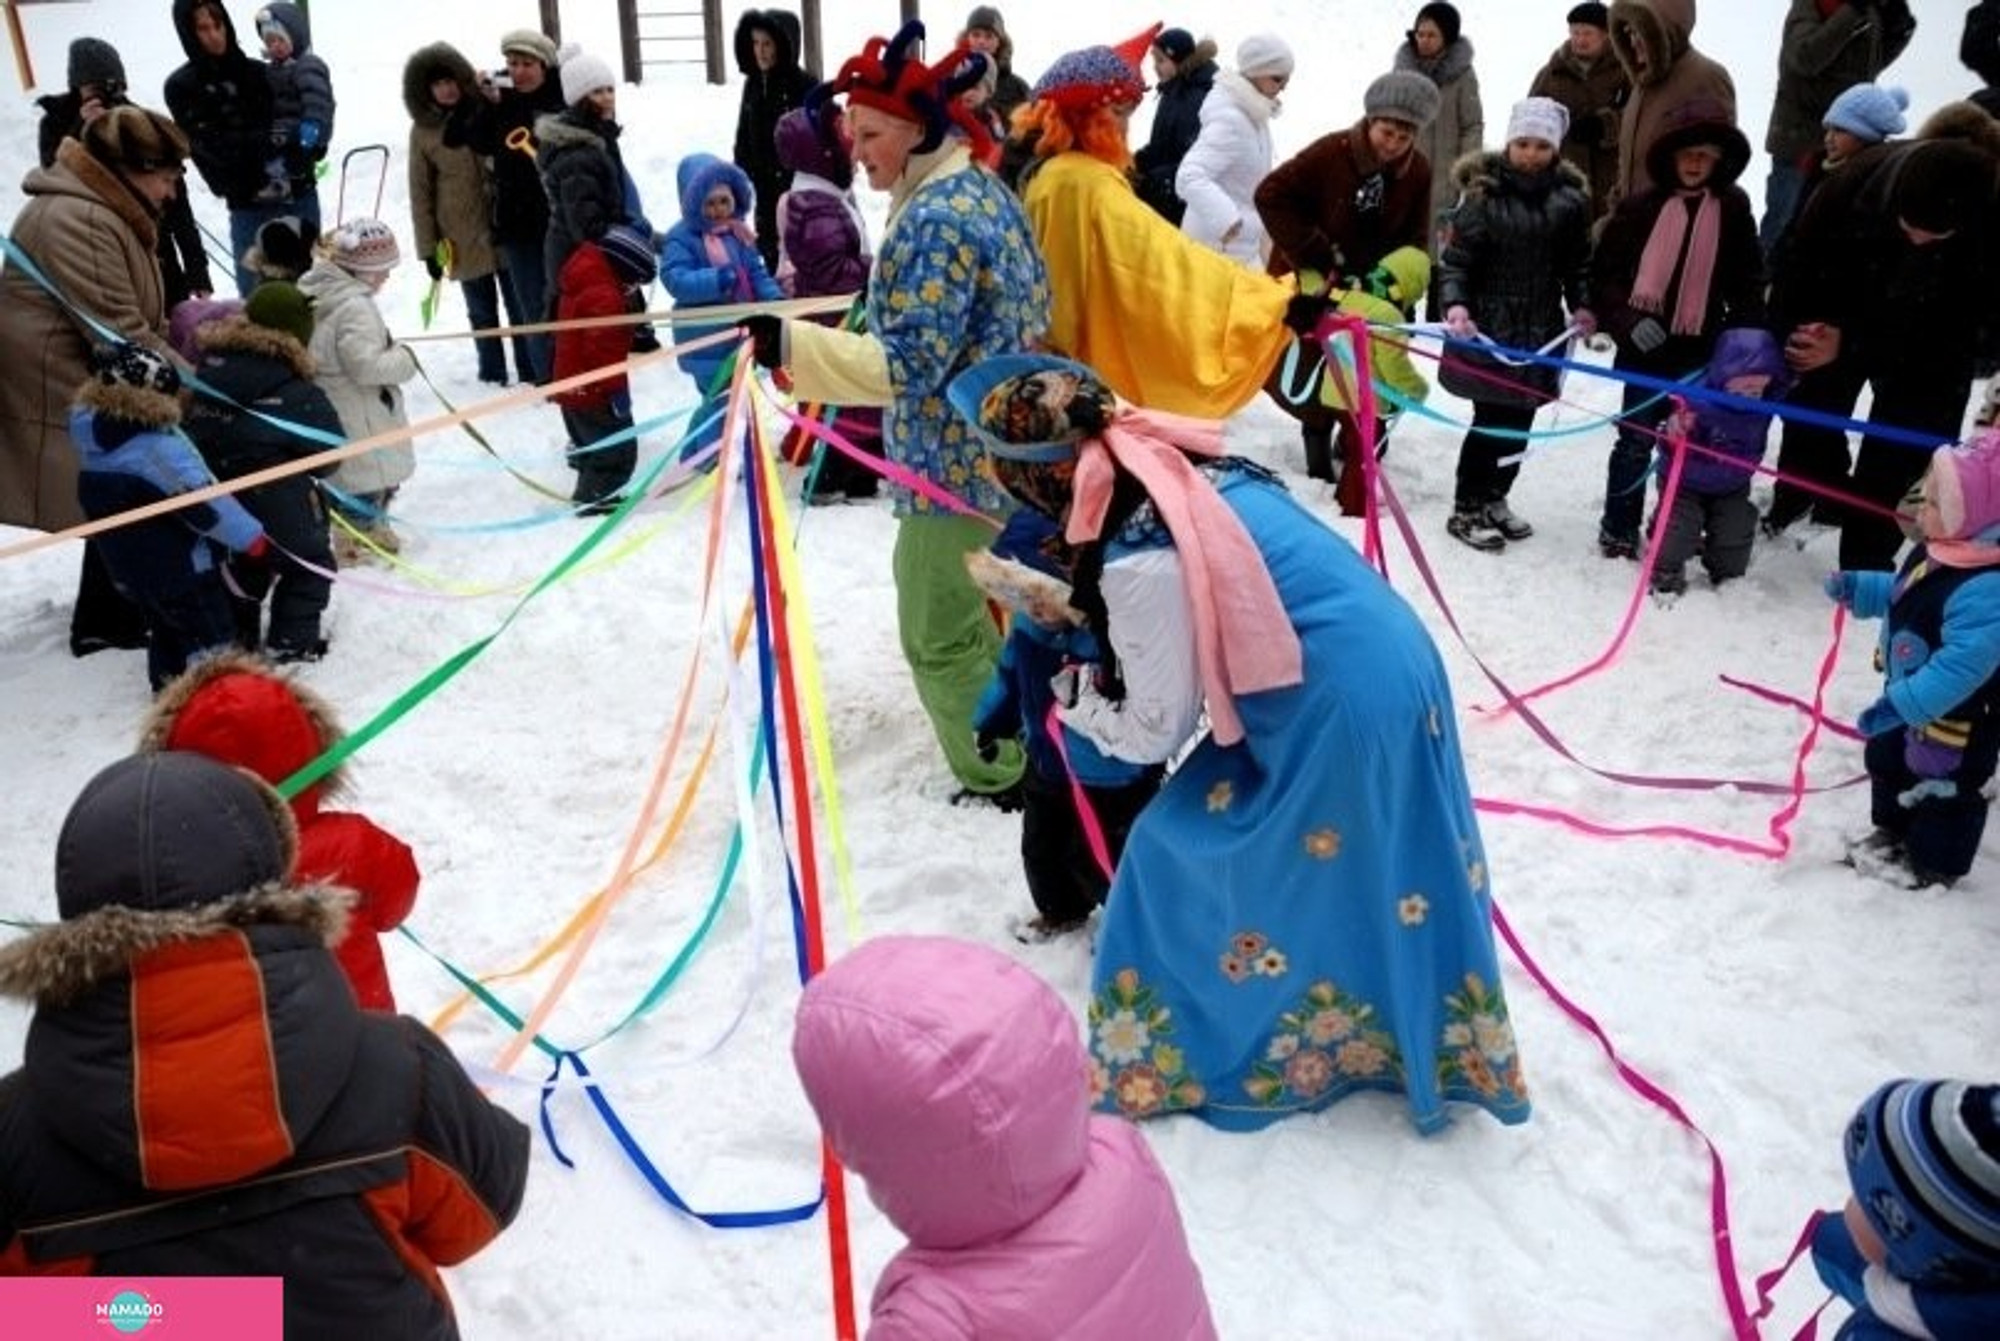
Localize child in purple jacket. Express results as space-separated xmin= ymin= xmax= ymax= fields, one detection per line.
xmin=772 ymin=103 xmax=882 ymax=502
xmin=661 ymin=153 xmax=783 ymax=466
xmin=1651 ymin=326 xmax=1791 ymax=598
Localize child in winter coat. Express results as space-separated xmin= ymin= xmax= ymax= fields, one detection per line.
xmin=792 ymin=934 xmax=1217 ymax=1339
xmin=1589 ymin=100 xmax=1764 ymax=557
xmin=69 ymin=343 xmax=269 ymax=691
xmin=772 ymin=103 xmax=882 ymax=503
xmin=250 ymin=3 xmax=333 ymax=205
xmin=0 ymin=752 xmax=525 ymax=1329
xmin=298 ymin=217 xmax=419 ymax=559
xmin=1649 ymin=327 xmax=1791 ymax=597
xmin=662 ymin=153 xmax=784 ymax=464
xmin=181 ymin=281 xmax=343 ymax=659
xmin=1311 ymin=245 xmax=1432 ymax=516
xmin=1436 ymin=96 xmax=1594 ymax=551
xmin=969 ymin=509 xmax=1163 ymax=942
xmin=1825 ymin=430 xmax=2000 ymax=888
xmin=1809 ymin=1078 xmax=2000 ymax=1338
xmin=551 ymin=223 xmax=657 ymax=512
xmin=143 ymin=650 xmax=421 ymax=1011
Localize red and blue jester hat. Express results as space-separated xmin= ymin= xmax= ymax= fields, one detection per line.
xmin=811 ymin=20 xmax=997 ymax=162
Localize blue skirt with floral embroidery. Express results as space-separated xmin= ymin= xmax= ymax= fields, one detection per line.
xmin=1086 ymin=476 xmax=1531 ymax=1134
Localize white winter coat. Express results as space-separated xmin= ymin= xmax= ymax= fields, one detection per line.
xmin=296 ymin=262 xmax=419 ymax=497
xmin=1175 ymin=69 xmax=1278 ymax=267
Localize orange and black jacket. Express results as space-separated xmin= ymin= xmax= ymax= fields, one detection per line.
xmin=0 ymin=886 xmax=529 ymax=1340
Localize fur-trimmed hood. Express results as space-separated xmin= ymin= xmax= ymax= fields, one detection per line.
xmin=1451 ymin=148 xmax=1590 ymax=199
xmin=71 ymin=376 xmax=181 ymax=429
xmin=1394 ymin=34 xmax=1476 ymax=88
xmin=194 ymin=313 xmax=316 ymax=378
xmin=139 ymin=648 xmax=352 ymax=816
xmin=1171 ymin=39 xmax=1220 ymax=81
xmin=0 ymin=882 xmax=351 ymax=1008
xmin=1609 ymin=0 xmax=1695 ymax=89
xmin=23 ymin=138 xmax=162 ymax=251
xmin=402 ymin=41 xmax=478 ymax=127
xmin=534 ymin=109 xmax=618 ymax=156
xmin=1916 ymin=99 xmax=2000 ymax=160
xmin=734 ymin=8 xmax=806 ymax=78
xmin=677 ymin=151 xmax=755 ymax=224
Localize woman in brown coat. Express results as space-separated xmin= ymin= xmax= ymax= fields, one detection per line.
xmin=403 ymin=42 xmax=510 ymax=384
xmin=0 ymin=106 xmax=189 ymax=655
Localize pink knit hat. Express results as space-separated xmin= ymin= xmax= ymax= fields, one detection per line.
xmin=1924 ymin=429 xmax=2000 ymax=541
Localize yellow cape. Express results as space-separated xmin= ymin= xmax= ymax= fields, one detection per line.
xmin=1022 ymin=152 xmax=1292 ymax=419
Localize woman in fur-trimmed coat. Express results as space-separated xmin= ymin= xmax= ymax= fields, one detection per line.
xmin=0 ymin=752 xmax=525 ymax=1338
xmin=402 ymin=42 xmax=508 ymax=383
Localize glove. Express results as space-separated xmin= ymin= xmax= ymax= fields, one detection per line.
xmin=714 ymin=264 xmax=741 ymax=294
xmin=1444 ymin=304 xmax=1476 ymax=339
xmin=1284 ymin=291 xmax=1336 ymax=336
xmin=298 ymin=119 xmax=323 ymax=151
xmin=1361 ymin=264 xmax=1398 ymax=303
xmin=1570 ymin=307 xmax=1598 ymax=338
xmin=974 ymin=727 xmax=1005 ymax=764
xmin=1904 ymin=723 xmax=1965 ymax=781
xmin=741 ymin=314 xmax=784 ymax=369
xmin=1628 ymin=316 xmax=1667 ymax=353
xmin=243 ymin=533 xmax=271 ymax=560
xmin=1855 ymin=697 xmax=1903 ymax=739
xmin=1822 ymin=570 xmax=1857 ymax=607
xmin=424 ymin=255 xmax=444 ymax=282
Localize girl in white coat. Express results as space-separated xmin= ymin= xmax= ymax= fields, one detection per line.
xmin=1175 ymin=33 xmax=1293 ymax=267
xmin=297 ymin=218 xmax=419 ymax=557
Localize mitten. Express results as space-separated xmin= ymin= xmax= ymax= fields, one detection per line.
xmin=424 ymin=255 xmax=444 ymax=282
xmin=714 ymin=264 xmax=740 ymax=294
xmin=1284 ymin=291 xmax=1335 ymax=335
xmin=1444 ymin=304 xmax=1476 ymax=338
xmin=243 ymin=532 xmax=271 ymax=560
xmin=1904 ymin=722 xmax=1966 ymax=781
xmin=1823 ymin=570 xmax=1857 ymax=607
xmin=740 ymin=314 xmax=784 ymax=369
xmin=298 ymin=119 xmax=323 ymax=151
xmin=1628 ymin=316 xmax=1667 ymax=353
xmin=1855 ymin=697 xmax=1902 ymax=738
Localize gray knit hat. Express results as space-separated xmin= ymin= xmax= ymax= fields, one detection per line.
xmin=66 ymin=37 xmax=126 ymax=94
xmin=499 ymin=27 xmax=558 ymax=69
xmin=1364 ymin=69 xmax=1441 ymax=129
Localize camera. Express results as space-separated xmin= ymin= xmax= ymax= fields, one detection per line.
xmin=486 ymin=70 xmax=513 ymax=89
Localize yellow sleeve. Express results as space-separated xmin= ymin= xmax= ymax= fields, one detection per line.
xmin=787 ymin=321 xmax=894 ymax=408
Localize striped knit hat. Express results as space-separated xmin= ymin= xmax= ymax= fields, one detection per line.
xmin=1843 ymin=1079 xmax=2000 ymax=1284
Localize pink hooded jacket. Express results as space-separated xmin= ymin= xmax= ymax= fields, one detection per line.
xmin=793 ymin=935 xmax=1217 ymax=1341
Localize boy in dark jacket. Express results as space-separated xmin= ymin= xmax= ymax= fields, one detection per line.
xmin=69 ymin=343 xmax=269 ymax=691
xmin=732 ymin=10 xmax=818 ymax=274
xmin=970 ymin=509 xmax=1163 ymax=942
xmin=181 ymin=280 xmax=343 ymax=659
xmin=1649 ymin=327 xmax=1790 ymax=597
xmin=0 ymin=751 xmax=529 ymax=1338
xmin=552 ymin=224 xmax=657 ymax=511
xmin=163 ymin=0 xmax=281 ymax=296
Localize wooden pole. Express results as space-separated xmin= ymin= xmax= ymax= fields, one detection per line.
xmin=539 ymin=0 xmax=561 ymax=49
xmin=800 ymin=0 xmax=821 ymax=79
xmin=616 ymin=0 xmax=639 ymax=84
xmin=703 ymin=0 xmax=724 ymax=85
xmin=901 ymin=0 xmax=920 ymax=29
xmin=5 ymin=2 xmax=37 ymax=93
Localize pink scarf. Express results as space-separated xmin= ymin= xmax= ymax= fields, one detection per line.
xmin=1630 ymin=190 xmax=1722 ymax=337
xmin=703 ymin=225 xmax=756 ymax=302
xmin=1066 ymin=406 xmax=1304 ymax=746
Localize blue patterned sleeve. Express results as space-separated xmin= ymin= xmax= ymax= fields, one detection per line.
xmin=871 ymin=201 xmax=979 ymax=398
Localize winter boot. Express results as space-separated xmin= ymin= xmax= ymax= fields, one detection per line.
xmin=1447 ymin=503 xmax=1507 ymax=552
xmin=1598 ymin=528 xmax=1639 ymax=560
xmin=1301 ymin=425 xmax=1336 ymax=483
xmin=1484 ymin=496 xmax=1533 ymax=541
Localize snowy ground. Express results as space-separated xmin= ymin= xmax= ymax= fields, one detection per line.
xmin=2 ymin=3 xmax=1995 ymax=1337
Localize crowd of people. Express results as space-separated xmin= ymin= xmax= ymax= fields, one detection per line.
xmin=1 ymin=3 xmax=1997 ymax=1336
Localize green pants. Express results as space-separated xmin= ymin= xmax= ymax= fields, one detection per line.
xmin=892 ymin=513 xmax=1025 ymax=794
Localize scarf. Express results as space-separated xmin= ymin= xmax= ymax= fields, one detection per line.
xmin=1630 ymin=189 xmax=1722 ymax=337
xmin=703 ymin=225 xmax=755 ymax=302
xmin=1066 ymin=406 xmax=1303 ymax=745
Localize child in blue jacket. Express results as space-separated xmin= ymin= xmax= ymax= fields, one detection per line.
xmin=971 ymin=509 xmax=1163 ymax=942
xmin=70 ymin=343 xmax=269 ymax=692
xmin=661 ymin=153 xmax=783 ymax=466
xmin=1825 ymin=429 xmax=2000 ymax=887
xmin=1651 ymin=327 xmax=1792 ymax=598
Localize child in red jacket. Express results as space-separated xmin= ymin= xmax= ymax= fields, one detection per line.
xmin=139 ymin=651 xmax=418 ymax=1011
xmin=552 ymin=222 xmax=658 ymax=512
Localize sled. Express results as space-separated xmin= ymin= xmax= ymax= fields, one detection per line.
xmin=334 ymin=143 xmax=392 ymax=226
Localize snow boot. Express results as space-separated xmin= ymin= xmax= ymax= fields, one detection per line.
xmin=1484 ymin=496 xmax=1533 ymax=541
xmin=1447 ymin=504 xmax=1507 ymax=552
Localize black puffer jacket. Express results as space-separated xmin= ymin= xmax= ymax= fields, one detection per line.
xmin=183 ymin=316 xmax=343 ymax=477
xmin=732 ymin=10 xmax=817 ymax=268
xmin=0 ymin=754 xmax=528 ymax=1338
xmin=536 ymin=107 xmax=630 ymax=299
xmin=442 ymin=69 xmax=566 ymax=247
xmin=162 ymin=0 xmax=274 ymax=209
xmin=1134 ymin=40 xmax=1218 ymax=224
xmin=1435 ymin=152 xmax=1593 ymax=407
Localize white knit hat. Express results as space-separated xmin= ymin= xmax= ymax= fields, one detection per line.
xmin=1236 ymin=33 xmax=1295 ymax=81
xmin=329 ymin=217 xmax=401 ymax=274
xmin=561 ymin=50 xmax=617 ymax=107
xmin=1506 ymin=96 xmax=1569 ymax=149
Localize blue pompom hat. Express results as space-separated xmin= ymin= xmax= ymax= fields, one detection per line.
xmin=1843 ymin=1079 xmax=2000 ymax=1284
xmin=1823 ymin=83 xmax=1909 ymax=144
